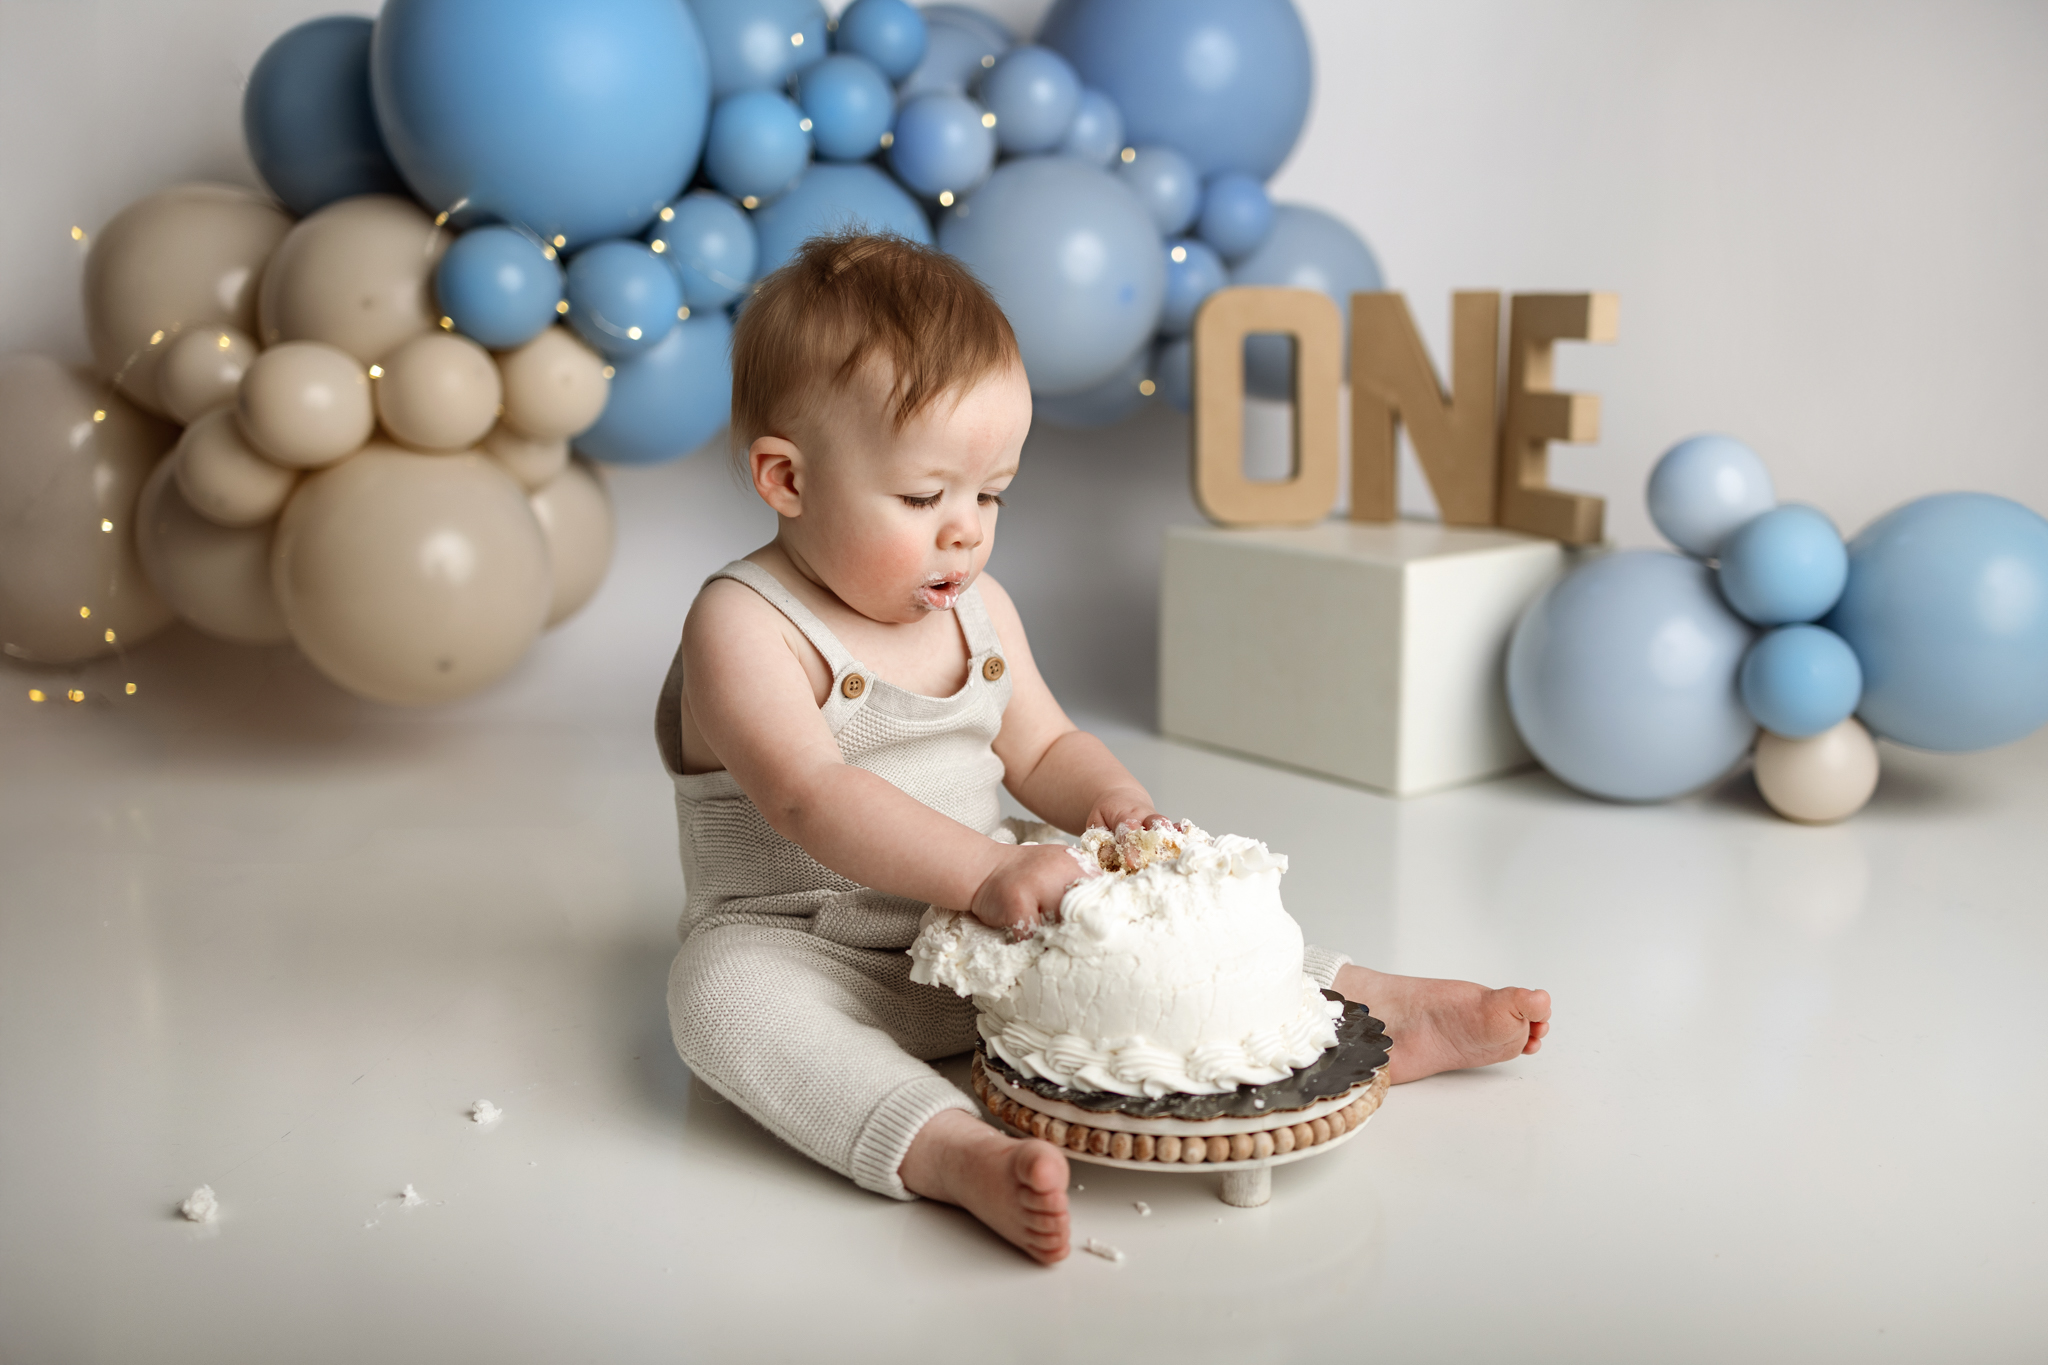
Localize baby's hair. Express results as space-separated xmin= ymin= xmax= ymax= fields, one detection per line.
xmin=728 ymin=232 xmax=1020 ymax=472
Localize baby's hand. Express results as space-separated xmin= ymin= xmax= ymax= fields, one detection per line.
xmin=1085 ymin=787 xmax=1171 ymax=838
xmin=969 ymin=843 xmax=1095 ymax=941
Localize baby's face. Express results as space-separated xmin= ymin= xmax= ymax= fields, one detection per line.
xmin=787 ymin=362 xmax=1030 ymax=625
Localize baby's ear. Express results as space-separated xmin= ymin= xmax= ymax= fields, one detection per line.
xmin=749 ymin=435 xmax=804 ymax=516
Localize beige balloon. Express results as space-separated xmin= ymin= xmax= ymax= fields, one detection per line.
xmin=82 ymin=183 xmax=292 ymax=415
xmin=172 ymin=407 xmax=300 ymax=527
xmin=529 ymin=458 xmax=615 ymax=627
xmin=498 ymin=326 xmax=610 ymax=440
xmin=483 ymin=423 xmax=569 ymax=490
xmin=134 ymin=456 xmax=292 ymax=645
xmin=376 ymin=332 xmax=502 ymax=452
xmin=271 ymin=445 xmax=551 ymax=705
xmin=257 ymin=194 xmax=448 ymax=364
xmin=238 ymin=341 xmax=375 ymax=468
xmin=1754 ymin=719 xmax=1881 ymax=824
xmin=159 ymin=324 xmax=259 ymax=425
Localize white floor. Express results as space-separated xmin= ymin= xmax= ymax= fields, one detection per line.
xmin=4 ymin=453 xmax=2045 ymax=1364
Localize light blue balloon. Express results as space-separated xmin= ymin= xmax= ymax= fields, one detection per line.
xmin=897 ymin=9 xmax=1008 ymax=98
xmin=1154 ymin=335 xmax=1191 ymax=413
xmin=832 ymin=0 xmax=926 ymax=81
xmin=1117 ymin=145 xmax=1200 ymax=236
xmin=1057 ymin=88 xmax=1125 ymax=167
xmin=1196 ymin=172 xmax=1273 ymax=261
xmin=1717 ymin=504 xmax=1848 ymax=626
xmin=704 ymin=90 xmax=812 ymax=204
xmin=573 ymin=311 xmax=733 ymax=464
xmin=1227 ymin=204 xmax=1382 ymax=400
xmin=244 ymin=16 xmax=408 ymax=218
xmin=1740 ymin=624 xmax=1862 ymax=739
xmin=1032 ymin=346 xmax=1154 ymax=428
xmin=750 ymin=162 xmax=931 ymax=278
xmin=685 ymin=0 xmax=826 ymax=98
xmin=371 ymin=0 xmax=711 ymax=248
xmin=1159 ymin=237 xmax=1226 ymax=337
xmin=938 ymin=156 xmax=1166 ymax=396
xmin=1647 ymin=433 xmax=1776 ymax=558
xmin=647 ymin=190 xmax=757 ymax=311
xmin=796 ymin=54 xmax=894 ymax=163
xmin=1039 ymin=0 xmax=1313 ymax=180
xmin=1825 ymin=492 xmax=2048 ymax=752
xmin=1507 ymin=549 xmax=1757 ymax=801
xmin=566 ymin=240 xmax=683 ymax=358
xmin=921 ymin=5 xmax=1012 ymax=55
xmin=435 ymin=226 xmax=563 ymax=349
xmin=979 ymin=46 xmax=1081 ymax=155
xmin=888 ymin=93 xmax=996 ymax=200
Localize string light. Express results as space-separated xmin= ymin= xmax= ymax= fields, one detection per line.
xmin=1139 ymin=379 xmax=1157 ymax=396
xmin=1120 ymin=147 xmax=1136 ymax=163
xmin=1171 ymin=245 xmax=1187 ymax=263
xmin=601 ymin=365 xmax=616 ymax=379
xmin=434 ymin=210 xmax=451 ymax=226
xmin=879 ymin=131 xmax=894 ymax=149
xmin=659 ymin=206 xmax=675 ymax=222
xmin=677 ymin=306 xmax=690 ymax=320
xmin=67 ymin=689 xmax=84 ymax=703
xmin=555 ymin=300 xmax=570 ymax=314
xmin=216 ymin=334 xmax=231 ymax=349
xmin=937 ymin=191 xmax=955 ymax=207
xmin=649 ymin=239 xmax=666 ymax=253
xmin=69 ymin=226 xmax=85 ymax=242
xmin=542 ymin=244 xmax=557 ymax=261
xmin=799 ymin=118 xmax=813 ymax=132
xmin=125 ymin=682 xmax=137 ymax=695
xmin=367 ymin=364 xmax=384 ymax=377
xmin=149 ymin=330 xmax=164 ymax=345
xmin=552 ymin=234 xmax=566 ymax=248
xmin=92 ymin=409 xmax=106 ymax=423
xmin=981 ymin=54 xmax=995 ymax=67
xmin=439 ymin=315 xmax=455 ymax=329
xmin=790 ymin=31 xmax=803 ymax=45
xmin=981 ymin=112 xmax=997 ymax=128
xmin=740 ymin=196 xmax=759 ymax=209
xmin=28 ymin=689 xmax=44 ymax=703
xmin=78 ymin=606 xmax=90 ymax=619
xmin=103 ymin=628 xmax=116 ymax=643
xmin=626 ymin=326 xmax=642 ymax=340
xmin=100 ymin=519 xmax=112 ymax=532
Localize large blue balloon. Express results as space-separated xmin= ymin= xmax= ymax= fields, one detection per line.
xmin=686 ymin=0 xmax=826 ymax=98
xmin=1740 ymin=624 xmax=1862 ymax=740
xmin=1825 ymin=492 xmax=2048 ymax=752
xmin=1716 ymin=504 xmax=1847 ymax=626
xmin=573 ymin=312 xmax=733 ymax=464
xmin=704 ymin=91 xmax=813 ymax=204
xmin=979 ymin=46 xmax=1081 ymax=155
xmin=938 ymin=156 xmax=1165 ymax=397
xmin=888 ymin=93 xmax=996 ymax=201
xmin=1039 ymin=0 xmax=1313 ymax=180
xmin=898 ymin=8 xmax=1009 ymax=98
xmin=1117 ymin=145 xmax=1200 ymax=236
xmin=372 ymin=0 xmax=710 ymax=248
xmin=567 ymin=240 xmax=682 ymax=359
xmin=750 ymin=163 xmax=932 ymax=278
xmin=1647 ymin=433 xmax=1776 ymax=558
xmin=921 ymin=5 xmax=1013 ymax=55
xmin=1508 ymin=550 xmax=1758 ymax=801
xmin=648 ymin=191 xmax=757 ymax=311
xmin=1227 ymin=204 xmax=1382 ymax=400
xmin=796 ymin=54 xmax=895 ymax=163
xmin=1158 ymin=237 xmax=1226 ymax=337
xmin=832 ymin=0 xmax=927 ymax=81
xmin=1196 ymin=172 xmax=1273 ymax=261
xmin=243 ymin=16 xmax=409 ymax=217
xmin=1032 ymin=345 xmax=1154 ymax=428
xmin=1058 ymin=88 xmax=1125 ymax=166
xmin=435 ymin=226 xmax=564 ymax=349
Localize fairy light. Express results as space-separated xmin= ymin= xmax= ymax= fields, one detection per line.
xmin=799 ymin=118 xmax=813 ymax=132
xmin=78 ymin=606 xmax=90 ymax=619
xmin=125 ymin=682 xmax=137 ymax=695
xmin=1120 ymin=147 xmax=1136 ymax=163
xmin=67 ymin=689 xmax=84 ymax=703
xmin=677 ymin=306 xmax=690 ymax=320
xmin=439 ymin=315 xmax=454 ymax=329
xmin=103 ymin=628 xmax=116 ymax=643
xmin=981 ymin=54 xmax=995 ymax=67
xmin=216 ymin=334 xmax=231 ymax=350
xmin=100 ymin=519 xmax=113 ymax=532
xmin=659 ymin=206 xmax=675 ymax=222
xmin=937 ymin=191 xmax=955 ymax=207
xmin=149 ymin=330 xmax=164 ymax=345
xmin=980 ymin=112 xmax=996 ymax=128
xmin=552 ymin=234 xmax=566 ymax=248
xmin=367 ymin=364 xmax=384 ymax=378
xmin=555 ymin=300 xmax=570 ymax=314
xmin=92 ymin=409 xmax=106 ymax=423
xmin=601 ymin=365 xmax=616 ymax=379
xmin=542 ymin=244 xmax=557 ymax=261
xmin=28 ymin=689 xmax=44 ymax=703
xmin=650 ymin=239 xmax=667 ymax=253
xmin=626 ymin=326 xmax=642 ymax=340
xmin=1139 ymin=379 xmax=1157 ymax=396
xmin=741 ymin=196 xmax=759 ymax=209
xmin=790 ymin=31 xmax=803 ymax=45
xmin=69 ymin=226 xmax=85 ymax=241
xmin=1171 ymin=245 xmax=1188 ymax=263
xmin=879 ymin=131 xmax=894 ymax=149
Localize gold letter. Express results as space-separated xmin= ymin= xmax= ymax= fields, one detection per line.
xmin=1348 ymin=291 xmax=1501 ymax=525
xmin=1190 ymin=286 xmax=1341 ymax=527
xmin=1496 ymin=293 xmax=1618 ymax=545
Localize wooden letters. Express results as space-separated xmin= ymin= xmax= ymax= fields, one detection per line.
xmin=1495 ymin=292 xmax=1618 ymax=545
xmin=1348 ymin=291 xmax=1501 ymax=526
xmin=1189 ymin=286 xmax=1342 ymax=527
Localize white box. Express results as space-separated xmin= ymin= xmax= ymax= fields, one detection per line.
xmin=1159 ymin=520 xmax=1573 ymax=796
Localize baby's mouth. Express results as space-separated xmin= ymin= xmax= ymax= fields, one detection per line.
xmin=916 ymin=576 xmax=966 ymax=610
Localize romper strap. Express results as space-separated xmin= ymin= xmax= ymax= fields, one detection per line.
xmin=708 ymin=559 xmax=862 ymax=678
xmin=954 ymin=581 xmax=1004 ymax=660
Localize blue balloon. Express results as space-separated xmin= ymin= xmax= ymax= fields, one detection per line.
xmin=371 ymin=0 xmax=711 ymax=248
xmin=566 ymin=240 xmax=683 ymax=358
xmin=979 ymin=46 xmax=1081 ymax=155
xmin=685 ymin=0 xmax=826 ymax=98
xmin=1058 ymin=87 xmax=1125 ymax=166
xmin=243 ymin=16 xmax=408 ymax=217
xmin=1227 ymin=204 xmax=1382 ymax=400
xmin=1507 ymin=550 xmax=1757 ymax=801
xmin=832 ymin=0 xmax=927 ymax=81
xmin=1717 ymin=504 xmax=1848 ymax=626
xmin=1153 ymin=335 xmax=1191 ymax=412
xmin=1740 ymin=624 xmax=1863 ymax=739
xmin=939 ymin=156 xmax=1165 ymax=396
xmin=750 ymin=163 xmax=932 ymax=278
xmin=1196 ymin=172 xmax=1273 ymax=261
xmin=1647 ymin=433 xmax=1776 ymax=558
xmin=1039 ymin=0 xmax=1312 ymax=180
xmin=898 ymin=8 xmax=1008 ymax=98
xmin=648 ymin=191 xmax=757 ymax=311
xmin=1158 ymin=237 xmax=1226 ymax=337
xmin=1032 ymin=346 xmax=1154 ymax=428
xmin=574 ymin=312 xmax=734 ymax=464
xmin=796 ymin=54 xmax=894 ymax=163
xmin=921 ymin=5 xmax=1013 ymax=55
xmin=1117 ymin=145 xmax=1200 ymax=236
xmin=704 ymin=91 xmax=813 ymax=205
xmin=888 ymin=93 xmax=996 ymax=200
xmin=435 ymin=226 xmax=564 ymax=349
xmin=1825 ymin=492 xmax=2048 ymax=752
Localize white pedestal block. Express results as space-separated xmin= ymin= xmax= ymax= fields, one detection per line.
xmin=1159 ymin=521 xmax=1574 ymax=796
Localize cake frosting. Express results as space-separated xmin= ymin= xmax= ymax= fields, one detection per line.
xmin=909 ymin=822 xmax=1341 ymax=1097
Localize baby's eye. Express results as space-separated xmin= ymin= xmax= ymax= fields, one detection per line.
xmin=978 ymin=492 xmax=1006 ymax=507
xmin=900 ymin=493 xmax=941 ymax=509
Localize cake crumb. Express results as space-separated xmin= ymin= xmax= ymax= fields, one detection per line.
xmin=1133 ymin=1201 xmax=1151 ymax=1216
xmin=400 ymin=1184 xmax=424 ymax=1207
xmin=1082 ymin=1237 xmax=1126 ymax=1264
xmin=178 ymin=1185 xmax=218 ymax=1223
xmin=470 ymin=1100 xmax=502 ymax=1124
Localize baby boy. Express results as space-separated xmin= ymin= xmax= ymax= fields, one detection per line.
xmin=655 ymin=234 xmax=1551 ymax=1264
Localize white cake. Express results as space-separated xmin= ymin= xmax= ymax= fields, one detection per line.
xmin=909 ymin=823 xmax=1341 ymax=1097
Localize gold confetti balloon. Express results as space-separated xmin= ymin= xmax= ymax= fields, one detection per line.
xmin=256 ymin=194 xmax=448 ymax=364
xmin=528 ymin=458 xmax=615 ymax=628
xmin=172 ymin=408 xmax=300 ymax=528
xmin=237 ymin=341 xmax=375 ymax=468
xmin=81 ymin=184 xmax=292 ymax=416
xmin=271 ymin=445 xmax=551 ymax=705
xmin=0 ymin=356 xmax=177 ymax=663
xmin=496 ymin=326 xmax=610 ymax=440
xmin=158 ymin=324 xmax=259 ymax=425
xmin=482 ymin=423 xmax=570 ymax=491
xmin=375 ymin=332 xmax=502 ymax=452
xmin=134 ymin=456 xmax=291 ymax=645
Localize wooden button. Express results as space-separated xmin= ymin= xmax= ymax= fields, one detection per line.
xmin=981 ymin=655 xmax=1005 ymax=682
xmin=840 ymin=673 xmax=865 ymax=699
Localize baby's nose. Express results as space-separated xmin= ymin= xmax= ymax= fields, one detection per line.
xmin=941 ymin=508 xmax=983 ymax=549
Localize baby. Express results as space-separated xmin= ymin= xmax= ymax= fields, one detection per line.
xmin=656 ymin=234 xmax=1552 ymax=1265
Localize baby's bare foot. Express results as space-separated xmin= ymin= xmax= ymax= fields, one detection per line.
xmin=901 ymin=1108 xmax=1070 ymax=1263
xmin=1334 ymin=964 xmax=1552 ymax=1084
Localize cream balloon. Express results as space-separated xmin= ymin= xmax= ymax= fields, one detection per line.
xmin=271 ymin=445 xmax=551 ymax=705
xmin=172 ymin=408 xmax=299 ymax=527
xmin=256 ymin=195 xmax=448 ymax=364
xmin=482 ymin=423 xmax=569 ymax=491
xmin=529 ymin=458 xmax=615 ymax=628
xmin=82 ymin=184 xmax=291 ymax=415
xmin=375 ymin=332 xmax=502 ymax=452
xmin=497 ymin=326 xmax=609 ymax=440
xmin=158 ymin=324 xmax=258 ymax=425
xmin=1754 ymin=719 xmax=1881 ymax=824
xmin=134 ymin=457 xmax=291 ymax=645
xmin=0 ymin=356 xmax=176 ymax=663
xmin=237 ymin=341 xmax=375 ymax=468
